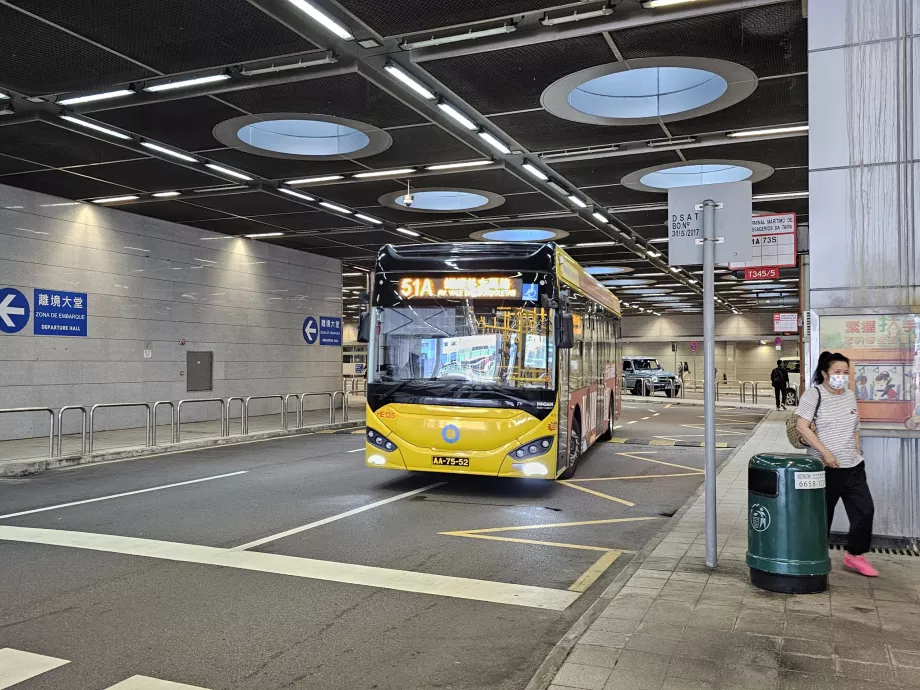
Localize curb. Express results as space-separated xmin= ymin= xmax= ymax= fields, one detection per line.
xmin=524 ymin=410 xmax=774 ymax=690
xmin=624 ymin=397 xmax=774 ymax=412
xmin=607 ymin=438 xmax=734 ymax=448
xmin=0 ymin=420 xmax=364 ymax=477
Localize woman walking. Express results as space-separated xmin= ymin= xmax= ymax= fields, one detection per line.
xmin=796 ymin=351 xmax=878 ymax=577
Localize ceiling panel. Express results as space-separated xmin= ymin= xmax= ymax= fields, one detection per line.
xmin=752 ymin=166 xmax=807 ymax=195
xmin=612 ymin=3 xmax=806 ymax=79
xmin=0 ymin=121 xmax=137 ymax=167
xmin=189 ymin=191 xmax=308 ymax=216
xmin=184 ymin=216 xmax=292 ymax=236
xmin=0 ymin=154 xmax=48 ymax=176
xmin=219 ymin=73 xmax=426 ymax=129
xmin=0 ymin=169 xmax=138 ymax=199
xmin=589 ymin=184 xmax=663 ymax=207
xmin=9 ymin=0 xmax=317 ymax=74
xmin=69 ymin=158 xmax=224 ymax=191
xmin=94 ymin=97 xmax=245 ymax=153
xmin=490 ymin=110 xmax=665 ymax=153
xmin=0 ymin=4 xmax=153 ymax=95
xmin=356 ymin=125 xmax=480 ymax=168
xmin=424 ymin=35 xmax=614 ymax=114
xmin=550 ymin=150 xmax=682 ymax=187
xmin=204 ymin=148 xmax=367 ymax=180
xmin=115 ymin=199 xmax=232 ymax=223
xmin=684 ymin=137 xmax=808 ymax=170
xmin=250 ymin=212 xmax=361 ymax=232
xmin=469 ymin=192 xmax=562 ymax=217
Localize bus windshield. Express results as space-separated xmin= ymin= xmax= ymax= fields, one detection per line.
xmin=370 ymin=303 xmax=555 ymax=390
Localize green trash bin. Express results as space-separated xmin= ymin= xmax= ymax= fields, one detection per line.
xmin=746 ymin=453 xmax=831 ymax=594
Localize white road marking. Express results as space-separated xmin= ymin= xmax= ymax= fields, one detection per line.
xmin=641 ymin=417 xmax=650 ymax=420
xmin=627 ymin=421 xmax=637 ymax=424
xmin=107 ymin=676 xmax=209 ymax=689
xmin=347 ymin=448 xmax=364 ymax=453
xmin=0 ymin=648 xmax=69 ymax=688
xmin=613 ymin=425 xmax=623 ymax=430
xmin=0 ymin=526 xmax=579 ymax=611
xmin=232 ymin=482 xmax=445 ymax=551
xmin=0 ymin=472 xmax=249 ymax=520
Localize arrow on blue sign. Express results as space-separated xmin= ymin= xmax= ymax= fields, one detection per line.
xmin=0 ymin=288 xmax=30 ymax=334
xmin=303 ymin=316 xmax=318 ymax=344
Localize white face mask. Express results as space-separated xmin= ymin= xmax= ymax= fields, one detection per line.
xmin=828 ymin=374 xmax=849 ymax=390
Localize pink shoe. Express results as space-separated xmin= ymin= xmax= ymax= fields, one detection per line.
xmin=843 ymin=553 xmax=879 ymax=577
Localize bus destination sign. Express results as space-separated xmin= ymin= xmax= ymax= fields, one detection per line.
xmin=398 ymin=276 xmax=524 ymax=299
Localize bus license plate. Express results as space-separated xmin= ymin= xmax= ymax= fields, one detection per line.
xmin=433 ymin=456 xmax=469 ymax=467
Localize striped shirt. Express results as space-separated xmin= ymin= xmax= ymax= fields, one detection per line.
xmin=795 ymin=386 xmax=863 ymax=468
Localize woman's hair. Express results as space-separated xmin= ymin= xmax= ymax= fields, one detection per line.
xmin=813 ymin=351 xmax=851 ymax=384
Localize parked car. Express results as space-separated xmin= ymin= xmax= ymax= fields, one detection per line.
xmin=779 ymin=356 xmax=800 ymax=406
xmin=622 ymin=357 xmax=681 ymax=397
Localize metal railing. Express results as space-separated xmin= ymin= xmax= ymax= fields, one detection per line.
xmin=57 ymin=405 xmax=87 ymax=456
xmin=283 ymin=394 xmax=300 ymax=429
xmin=226 ymin=396 xmax=245 ymax=436
xmin=740 ymin=381 xmax=755 ymax=403
xmin=152 ymin=401 xmax=176 ymax=445
xmin=243 ymin=395 xmax=285 ymax=435
xmin=343 ymin=377 xmax=367 ymax=393
xmin=300 ymin=392 xmax=335 ymax=427
xmin=176 ymin=398 xmax=225 ymax=443
xmin=0 ymin=407 xmax=55 ymax=458
xmin=332 ymin=390 xmax=347 ymax=422
xmin=89 ymin=403 xmax=152 ymax=453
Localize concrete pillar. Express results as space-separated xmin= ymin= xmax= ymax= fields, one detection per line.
xmin=808 ymin=0 xmax=920 ymax=540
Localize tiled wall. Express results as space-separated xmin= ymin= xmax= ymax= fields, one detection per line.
xmin=0 ymin=183 xmax=342 ymax=440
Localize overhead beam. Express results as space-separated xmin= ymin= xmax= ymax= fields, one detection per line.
xmin=410 ymin=0 xmax=793 ymax=61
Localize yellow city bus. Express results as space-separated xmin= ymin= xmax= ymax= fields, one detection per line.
xmin=360 ymin=242 xmax=621 ymax=479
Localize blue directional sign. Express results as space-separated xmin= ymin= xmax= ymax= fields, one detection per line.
xmin=303 ymin=316 xmax=319 ymax=344
xmin=33 ymin=289 xmax=88 ymax=337
xmin=0 ymin=288 xmax=30 ymax=334
xmin=319 ymin=316 xmax=342 ymax=346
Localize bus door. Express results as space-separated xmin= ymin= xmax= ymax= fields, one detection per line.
xmin=556 ymin=345 xmax=570 ymax=475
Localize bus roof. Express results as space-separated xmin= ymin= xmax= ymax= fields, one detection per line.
xmin=556 ymin=247 xmax=621 ymax=317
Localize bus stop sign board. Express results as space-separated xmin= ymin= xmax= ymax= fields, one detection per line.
xmin=667 ymin=181 xmax=753 ymax=266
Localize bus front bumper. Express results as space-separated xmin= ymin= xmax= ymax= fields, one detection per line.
xmin=365 ymin=439 xmax=557 ymax=479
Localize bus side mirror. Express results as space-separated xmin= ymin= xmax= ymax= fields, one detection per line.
xmin=555 ymin=312 xmax=575 ymax=349
xmin=357 ymin=313 xmax=370 ymax=343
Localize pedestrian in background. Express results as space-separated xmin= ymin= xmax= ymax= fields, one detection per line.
xmin=795 ymin=351 xmax=878 ymax=577
xmin=771 ymin=359 xmax=789 ymax=410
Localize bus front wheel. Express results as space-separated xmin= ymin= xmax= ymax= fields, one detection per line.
xmin=599 ymin=395 xmax=614 ymax=441
xmin=560 ymin=414 xmax=582 ymax=479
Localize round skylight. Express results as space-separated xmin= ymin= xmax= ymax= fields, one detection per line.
xmin=568 ymin=67 xmax=727 ymax=119
xmin=541 ymin=57 xmax=757 ymax=126
xmin=585 ymin=266 xmax=633 ymax=276
xmin=639 ymin=164 xmax=753 ymax=190
xmin=470 ymin=227 xmax=568 ymax=242
xmin=237 ymin=120 xmax=369 ymax=156
xmin=397 ymin=191 xmax=489 ymax=211
xmin=622 ymin=159 xmax=774 ymax=194
xmin=213 ymin=113 xmax=391 ymax=160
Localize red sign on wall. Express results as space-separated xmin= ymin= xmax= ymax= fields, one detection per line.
xmin=745 ymin=267 xmax=779 ymax=280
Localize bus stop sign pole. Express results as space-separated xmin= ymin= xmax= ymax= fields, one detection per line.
xmin=701 ymin=199 xmax=718 ymax=569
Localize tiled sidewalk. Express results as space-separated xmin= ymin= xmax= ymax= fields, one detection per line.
xmin=545 ymin=411 xmax=920 ymax=690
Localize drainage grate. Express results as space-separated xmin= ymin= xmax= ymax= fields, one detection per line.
xmin=828 ymin=541 xmax=920 ymax=557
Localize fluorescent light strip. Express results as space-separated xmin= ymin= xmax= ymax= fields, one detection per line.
xmin=244 ymin=232 xmax=285 ymax=238
xmin=285 ymin=0 xmax=354 ymax=40
xmin=728 ymin=125 xmax=809 ymax=138
xmin=141 ymin=141 xmax=197 ymax=162
xmin=286 ymin=175 xmax=344 ymax=185
xmin=397 ymin=227 xmax=420 ymax=237
xmin=437 ymin=102 xmax=477 ymax=130
xmin=59 ymin=115 xmax=131 ymax=140
xmin=355 ymin=213 xmax=383 ymax=224
xmin=0 ymin=92 xmax=9 ymax=100
xmin=194 ymin=185 xmax=247 ymax=193
xmin=354 ymin=168 xmax=415 ymax=178
xmin=319 ymin=201 xmax=353 ymax=214
xmin=575 ymin=241 xmax=617 ymax=247
xmin=607 ymin=203 xmax=669 ymax=213
xmin=205 ymin=164 xmax=253 ymax=181
xmin=643 ymin=0 xmax=698 ymax=7
xmin=568 ymin=195 xmax=587 ymax=209
xmin=591 ymin=212 xmax=610 ymax=224
xmin=152 ymin=191 xmax=180 ymax=198
xmin=144 ymin=74 xmax=230 ymax=93
xmin=240 ymin=54 xmax=337 ymax=76
xmin=384 ymin=64 xmax=435 ymax=100
xmin=425 ymin=160 xmax=492 ymax=171
xmin=279 ymin=188 xmax=316 ymax=202
xmin=401 ymin=24 xmax=515 ymax=50
xmin=753 ymin=191 xmax=809 ymax=201
xmin=648 ymin=137 xmax=695 ymax=147
xmin=541 ymin=7 xmax=613 ymax=25
xmin=522 ymin=163 xmax=548 ymax=181
xmin=58 ymin=89 xmax=134 ymax=106
xmin=92 ymin=195 xmax=139 ymax=204
xmin=647 ymin=250 xmax=661 ymax=258
xmin=478 ymin=131 xmax=511 ymax=155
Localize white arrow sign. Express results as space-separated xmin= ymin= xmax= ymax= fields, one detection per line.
xmin=304 ymin=322 xmax=316 ymax=339
xmin=0 ymin=293 xmax=25 ymax=328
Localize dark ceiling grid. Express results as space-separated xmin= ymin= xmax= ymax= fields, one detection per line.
xmin=0 ymin=168 xmax=142 ymax=199
xmin=549 ymin=150 xmax=684 ymax=188
xmin=0 ymin=120 xmax=141 ymax=167
xmin=113 ymin=199 xmax=236 ymax=224
xmin=203 ymin=147 xmax=368 ymax=180
xmin=0 ymin=153 xmax=47 ymax=176
xmin=65 ymin=157 xmax=227 ymax=192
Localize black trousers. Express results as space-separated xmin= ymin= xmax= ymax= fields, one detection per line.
xmin=825 ymin=462 xmax=874 ymax=556
xmin=774 ymin=385 xmax=787 ymax=408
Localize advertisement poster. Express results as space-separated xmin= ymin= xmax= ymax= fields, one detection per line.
xmin=819 ymin=314 xmax=919 ymax=425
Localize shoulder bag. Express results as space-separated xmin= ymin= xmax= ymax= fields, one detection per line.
xmin=786 ymin=387 xmax=821 ymax=449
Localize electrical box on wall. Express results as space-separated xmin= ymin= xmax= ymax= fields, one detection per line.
xmin=187 ymin=351 xmax=213 ymax=392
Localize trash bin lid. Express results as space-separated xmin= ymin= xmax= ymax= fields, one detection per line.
xmin=749 ymin=453 xmax=824 ymax=472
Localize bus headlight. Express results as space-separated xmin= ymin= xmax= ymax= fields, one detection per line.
xmin=509 ymin=436 xmax=553 ymax=460
xmin=368 ymin=455 xmax=387 ymax=465
xmin=520 ymin=462 xmax=548 ymax=476
xmin=367 ymin=428 xmax=397 ymax=452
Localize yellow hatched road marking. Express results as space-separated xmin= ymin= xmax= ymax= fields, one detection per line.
xmin=440 ymin=533 xmax=613 ymax=552
xmin=569 ymin=550 xmax=623 ymax=592
xmin=649 ymin=439 xmax=676 ymax=446
xmin=445 ymin=516 xmax=659 ymax=534
xmin=615 ymin=451 xmax=701 ymax=473
xmin=607 ymin=438 xmax=628 ymax=444
xmin=569 ymin=472 xmax=704 ymax=482
xmin=558 ymin=480 xmax=634 ymax=506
